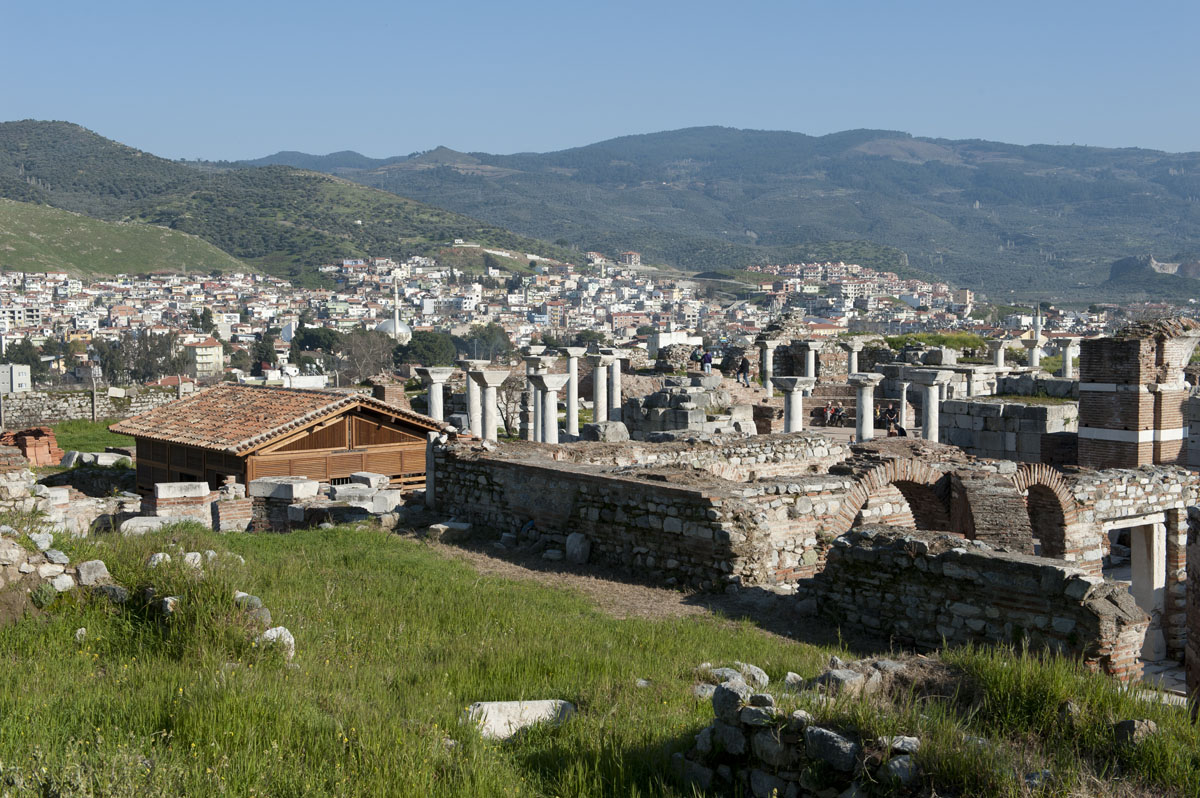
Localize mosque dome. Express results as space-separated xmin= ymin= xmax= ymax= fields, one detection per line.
xmin=375 ymin=317 xmax=413 ymax=345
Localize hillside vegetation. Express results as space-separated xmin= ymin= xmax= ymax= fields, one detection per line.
xmin=2 ymin=520 xmax=1197 ymax=797
xmin=254 ymin=126 xmax=1200 ymax=298
xmin=0 ymin=121 xmax=571 ymax=280
xmin=0 ymin=199 xmax=244 ymax=275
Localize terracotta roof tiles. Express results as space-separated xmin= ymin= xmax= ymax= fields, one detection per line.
xmin=110 ymin=383 xmax=450 ymax=454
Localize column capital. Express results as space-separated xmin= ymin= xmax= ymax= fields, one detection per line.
xmin=847 ymin=373 xmax=884 ymax=388
xmin=521 ymin=345 xmax=547 ymax=356
xmin=1021 ymin=337 xmax=1044 ymax=350
xmin=987 ymin=339 xmax=1007 ymax=352
xmin=842 ymin=338 xmax=866 ymax=353
xmin=559 ymin=347 xmax=588 ymax=358
xmin=469 ymin=369 xmax=509 ymax=388
xmin=771 ymin=376 xmax=816 ymax=393
xmin=756 ymin=337 xmax=781 ymax=351
xmin=415 ymin=366 xmax=455 ymax=384
xmin=909 ymin=369 xmax=951 ymax=386
xmin=587 ymin=354 xmax=614 ymax=367
xmin=529 ymin=373 xmax=570 ymax=392
xmin=456 ymin=358 xmax=489 ymax=372
xmin=523 ymin=354 xmax=557 ymax=371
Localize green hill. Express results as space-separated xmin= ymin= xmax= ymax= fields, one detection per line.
xmin=0 ymin=121 xmax=572 ymax=280
xmin=0 ymin=198 xmax=244 ymax=275
xmin=257 ymin=126 xmax=1200 ymax=299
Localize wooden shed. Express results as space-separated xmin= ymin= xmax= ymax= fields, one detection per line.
xmin=111 ymin=383 xmax=449 ymax=495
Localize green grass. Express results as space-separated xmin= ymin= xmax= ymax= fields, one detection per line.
xmin=0 ymin=522 xmax=1195 ymax=797
xmin=52 ymin=419 xmax=134 ymax=452
xmin=0 ymin=198 xmax=246 ymax=276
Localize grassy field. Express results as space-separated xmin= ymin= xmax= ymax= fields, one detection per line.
xmin=0 ymin=523 xmax=1195 ymax=797
xmin=51 ymin=419 xmax=134 ymax=452
xmin=0 ymin=198 xmax=246 ymax=276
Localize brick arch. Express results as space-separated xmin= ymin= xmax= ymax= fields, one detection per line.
xmin=1010 ymin=463 xmax=1080 ymax=559
xmin=834 ymin=459 xmax=951 ymax=536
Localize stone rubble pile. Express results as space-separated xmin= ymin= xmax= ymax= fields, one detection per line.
xmin=0 ymin=526 xmax=119 ymax=608
xmin=676 ymin=657 xmax=923 ymax=797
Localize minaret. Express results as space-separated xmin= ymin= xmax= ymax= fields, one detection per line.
xmin=391 ymin=274 xmax=401 ymax=342
xmin=1033 ymin=305 xmax=1042 ymax=339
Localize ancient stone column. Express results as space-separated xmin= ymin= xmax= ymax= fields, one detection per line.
xmin=560 ymin=346 xmax=587 ymax=439
xmin=771 ymin=376 xmax=816 ymax=433
xmin=757 ymin=338 xmax=780 ymax=391
xmin=911 ymin=369 xmax=951 ymax=443
xmin=531 ymin=373 xmax=570 ymax=444
xmin=1023 ymin=337 xmax=1042 ymax=370
xmin=523 ymin=355 xmax=553 ymax=442
xmin=844 ymin=339 xmax=865 ymax=376
xmin=848 ymin=373 xmax=884 ymax=442
xmin=415 ymin=366 xmax=454 ymax=422
xmin=1060 ymin=337 xmax=1080 ymax=380
xmin=988 ymin=339 xmax=1006 ymax=368
xmin=800 ymin=342 xmax=818 ymax=380
xmin=457 ymin=359 xmax=488 ymax=437
xmin=469 ymin=369 xmax=508 ymax=442
xmin=897 ymin=381 xmax=910 ymax=430
xmin=608 ymin=352 xmax=623 ymax=422
xmin=424 ymin=431 xmax=438 ymax=509
xmin=588 ymin=355 xmax=611 ymax=423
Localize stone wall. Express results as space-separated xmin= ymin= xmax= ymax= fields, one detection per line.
xmin=431 ymin=445 xmax=765 ymax=588
xmin=996 ymin=373 xmax=1079 ymax=398
xmin=813 ymin=526 xmax=1150 ymax=680
xmin=938 ymin=399 xmax=1078 ymax=463
xmin=1 ymin=386 xmax=178 ymax=428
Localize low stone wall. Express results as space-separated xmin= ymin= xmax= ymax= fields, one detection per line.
xmin=813 ymin=526 xmax=1149 ymax=680
xmin=997 ymin=374 xmax=1079 ymax=398
xmin=0 ymin=386 xmax=178 ymax=428
xmin=542 ymin=433 xmax=851 ymax=482
xmin=939 ymin=399 xmax=1077 ymax=463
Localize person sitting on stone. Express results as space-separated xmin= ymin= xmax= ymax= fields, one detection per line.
xmin=823 ymin=401 xmax=835 ymax=425
xmin=882 ymin=402 xmax=906 ymax=437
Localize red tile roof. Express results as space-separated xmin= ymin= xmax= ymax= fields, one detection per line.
xmin=111 ymin=383 xmax=449 ymax=454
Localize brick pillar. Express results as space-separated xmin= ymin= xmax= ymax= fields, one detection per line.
xmin=1077 ymin=333 xmax=1194 ymax=469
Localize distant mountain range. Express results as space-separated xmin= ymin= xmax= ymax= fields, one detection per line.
xmin=240 ymin=126 xmax=1200 ymax=299
xmin=0 ymin=121 xmax=570 ymax=280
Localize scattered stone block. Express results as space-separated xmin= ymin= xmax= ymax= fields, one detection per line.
xmin=350 ymin=472 xmax=390 ymax=490
xmin=462 ymin=700 xmax=575 ymax=741
xmin=76 ymin=560 xmax=110 ymax=586
xmin=804 ymin=726 xmax=860 ymax=772
xmin=565 ymin=532 xmax=591 ymax=564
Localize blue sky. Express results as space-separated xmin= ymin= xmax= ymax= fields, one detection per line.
xmin=4 ymin=0 xmax=1198 ymax=159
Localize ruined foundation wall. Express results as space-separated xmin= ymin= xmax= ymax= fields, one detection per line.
xmin=432 ymin=446 xmax=767 ymax=588
xmin=539 ymin=433 xmax=851 ymax=482
xmin=814 ymin=526 xmax=1150 ymax=680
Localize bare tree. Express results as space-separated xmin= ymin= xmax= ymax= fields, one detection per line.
xmin=339 ymin=331 xmax=395 ymax=384
xmin=496 ymin=373 xmax=525 ymax=436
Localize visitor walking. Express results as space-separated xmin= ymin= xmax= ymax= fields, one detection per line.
xmin=701 ymin=350 xmax=713 ymax=375
xmin=736 ymin=355 xmax=751 ymax=386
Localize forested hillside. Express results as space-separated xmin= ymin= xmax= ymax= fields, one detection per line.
xmin=249 ymin=126 xmax=1200 ymax=298
xmin=0 ymin=121 xmax=570 ymax=280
